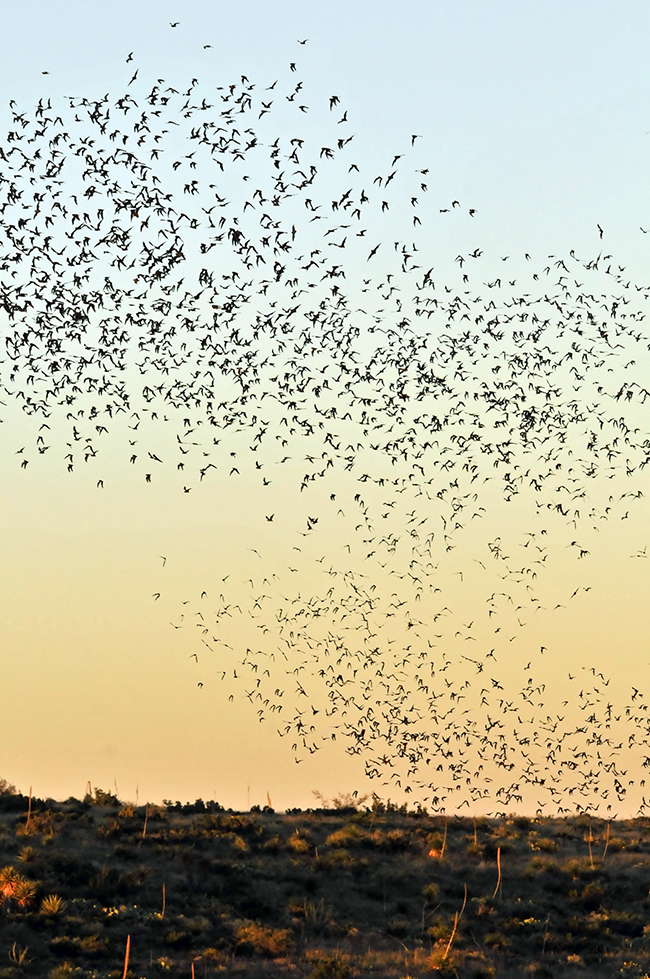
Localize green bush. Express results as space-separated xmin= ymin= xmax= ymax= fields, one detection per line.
xmin=84 ymin=787 xmax=120 ymax=807
xmin=422 ymin=882 xmax=440 ymax=902
xmin=386 ymin=915 xmax=410 ymax=937
xmin=48 ymin=966 xmax=86 ymax=979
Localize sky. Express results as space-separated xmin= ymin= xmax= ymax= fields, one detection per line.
xmin=1 ymin=0 xmax=650 ymax=814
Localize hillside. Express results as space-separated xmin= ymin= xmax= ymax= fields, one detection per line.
xmin=2 ymin=791 xmax=650 ymax=978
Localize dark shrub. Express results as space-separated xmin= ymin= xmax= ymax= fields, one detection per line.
xmin=165 ymin=930 xmax=193 ymax=949
xmin=309 ymin=956 xmax=352 ymax=979
xmin=235 ymin=923 xmax=293 ymax=957
xmin=581 ymin=883 xmax=604 ymax=911
xmin=50 ymin=937 xmax=80 ymax=957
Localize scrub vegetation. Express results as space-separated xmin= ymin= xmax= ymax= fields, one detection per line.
xmin=2 ymin=787 xmax=650 ymax=978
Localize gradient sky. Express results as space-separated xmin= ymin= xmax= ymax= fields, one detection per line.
xmin=1 ymin=0 xmax=650 ymax=813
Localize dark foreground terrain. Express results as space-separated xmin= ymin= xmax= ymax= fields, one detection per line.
xmin=2 ymin=790 xmax=650 ymax=979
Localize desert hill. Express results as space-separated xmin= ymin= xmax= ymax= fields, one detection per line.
xmin=2 ymin=789 xmax=650 ymax=978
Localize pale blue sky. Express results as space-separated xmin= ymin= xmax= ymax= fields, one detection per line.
xmin=1 ymin=0 xmax=648 ymax=270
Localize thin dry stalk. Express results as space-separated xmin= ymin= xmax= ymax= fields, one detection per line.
xmin=602 ymin=821 xmax=610 ymax=859
xmin=542 ymin=912 xmax=551 ymax=955
xmin=142 ymin=806 xmax=148 ymax=840
xmin=443 ymin=883 xmax=467 ymax=961
xmin=473 ymin=816 xmax=477 ymax=847
xmin=440 ymin=815 xmax=448 ymax=859
xmin=588 ymin=824 xmax=594 ymax=869
xmin=26 ymin=787 xmax=32 ymax=830
xmin=121 ymin=934 xmax=130 ymax=979
xmin=161 ymin=882 xmax=166 ymax=919
xmin=492 ymin=846 xmax=501 ymax=899
xmin=443 ymin=911 xmax=458 ymax=961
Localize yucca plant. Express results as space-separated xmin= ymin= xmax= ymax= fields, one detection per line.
xmin=17 ymin=846 xmax=38 ymax=864
xmin=13 ymin=878 xmax=38 ymax=910
xmin=8 ymin=942 xmax=29 ymax=966
xmin=0 ymin=865 xmax=23 ymax=907
xmin=40 ymin=893 xmax=67 ymax=916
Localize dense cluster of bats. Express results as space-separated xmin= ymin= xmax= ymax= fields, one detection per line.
xmin=2 ymin=44 xmax=650 ymax=814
